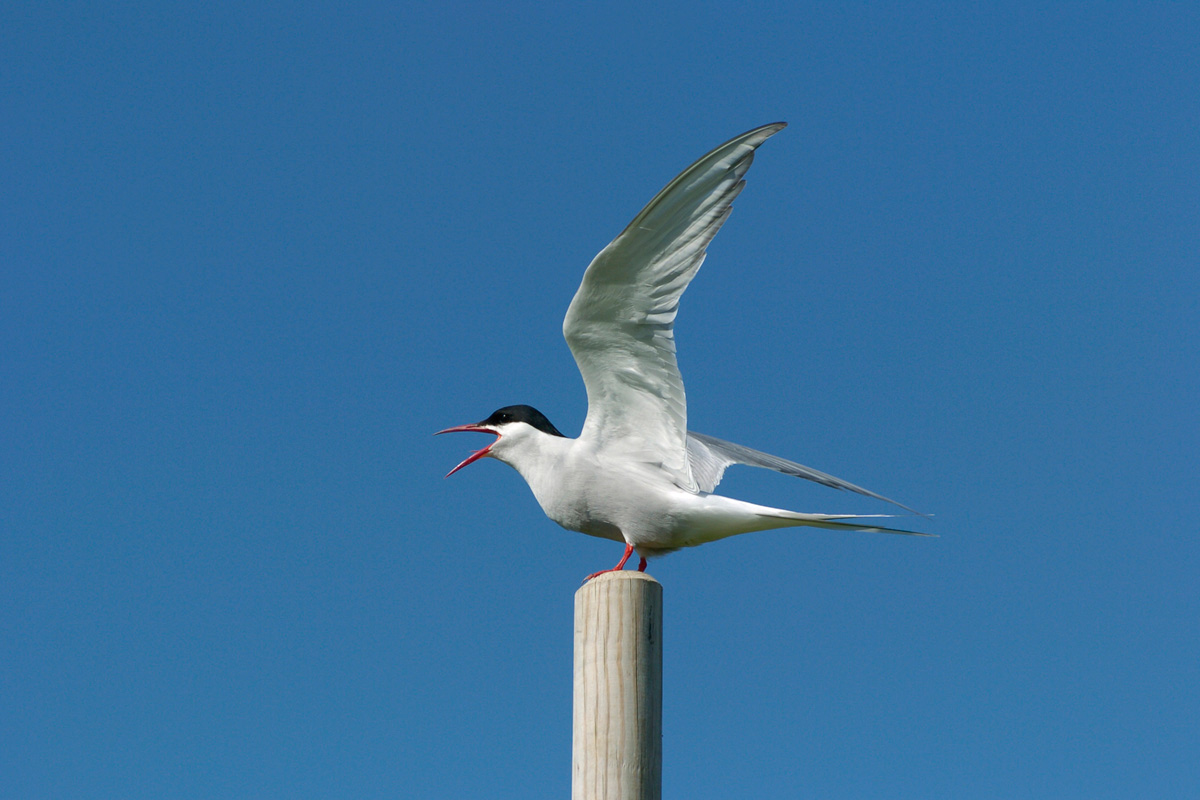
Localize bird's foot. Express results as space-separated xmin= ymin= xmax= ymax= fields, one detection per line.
xmin=583 ymin=543 xmax=643 ymax=583
xmin=582 ymin=567 xmax=620 ymax=583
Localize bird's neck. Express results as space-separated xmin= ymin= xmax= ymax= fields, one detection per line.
xmin=499 ymin=432 xmax=577 ymax=499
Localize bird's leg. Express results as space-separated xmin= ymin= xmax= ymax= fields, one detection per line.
xmin=637 ymin=557 xmax=647 ymax=572
xmin=583 ymin=543 xmax=636 ymax=582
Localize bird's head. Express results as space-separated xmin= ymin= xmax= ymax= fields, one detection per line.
xmin=436 ymin=404 xmax=566 ymax=477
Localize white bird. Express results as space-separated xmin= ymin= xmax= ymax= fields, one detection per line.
xmin=438 ymin=123 xmax=929 ymax=580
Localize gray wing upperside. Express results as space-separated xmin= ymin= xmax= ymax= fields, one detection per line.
xmin=564 ymin=123 xmax=787 ymax=491
xmin=686 ymin=431 xmax=925 ymax=516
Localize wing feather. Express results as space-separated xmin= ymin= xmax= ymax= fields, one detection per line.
xmin=563 ymin=123 xmax=787 ymax=490
xmin=686 ymin=431 xmax=924 ymax=515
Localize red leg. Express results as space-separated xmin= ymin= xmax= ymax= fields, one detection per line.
xmin=637 ymin=557 xmax=647 ymax=572
xmin=583 ymin=543 xmax=636 ymax=582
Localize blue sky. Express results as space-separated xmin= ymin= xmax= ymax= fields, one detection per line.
xmin=3 ymin=2 xmax=1197 ymax=798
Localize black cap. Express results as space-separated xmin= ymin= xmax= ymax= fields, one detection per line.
xmin=479 ymin=405 xmax=565 ymax=437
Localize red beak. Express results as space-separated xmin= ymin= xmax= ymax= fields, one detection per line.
xmin=435 ymin=424 xmax=500 ymax=477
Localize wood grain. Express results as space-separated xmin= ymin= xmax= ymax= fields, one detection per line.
xmin=572 ymin=571 xmax=662 ymax=800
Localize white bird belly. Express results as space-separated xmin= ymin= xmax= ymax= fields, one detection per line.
xmin=521 ymin=453 xmax=778 ymax=553
xmin=521 ymin=454 xmax=671 ymax=544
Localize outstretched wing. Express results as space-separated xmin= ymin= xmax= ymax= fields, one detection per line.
xmin=563 ymin=123 xmax=787 ymax=491
xmin=687 ymin=431 xmax=924 ymax=515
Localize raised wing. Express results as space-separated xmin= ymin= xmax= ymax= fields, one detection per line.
xmin=563 ymin=123 xmax=787 ymax=491
xmin=686 ymin=431 xmax=924 ymax=515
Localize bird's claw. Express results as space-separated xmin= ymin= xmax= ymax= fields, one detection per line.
xmin=582 ymin=546 xmax=649 ymax=583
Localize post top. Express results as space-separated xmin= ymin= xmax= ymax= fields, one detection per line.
xmin=585 ymin=569 xmax=660 ymax=583
xmin=577 ymin=570 xmax=662 ymax=589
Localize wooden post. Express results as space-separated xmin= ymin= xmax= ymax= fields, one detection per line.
xmin=572 ymin=571 xmax=663 ymax=800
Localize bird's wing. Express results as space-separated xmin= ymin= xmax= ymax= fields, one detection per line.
xmin=563 ymin=123 xmax=787 ymax=491
xmin=686 ymin=431 xmax=924 ymax=515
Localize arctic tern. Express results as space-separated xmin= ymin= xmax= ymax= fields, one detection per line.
xmin=438 ymin=122 xmax=928 ymax=580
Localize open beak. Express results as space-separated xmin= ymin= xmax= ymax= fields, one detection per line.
xmin=435 ymin=424 xmax=500 ymax=477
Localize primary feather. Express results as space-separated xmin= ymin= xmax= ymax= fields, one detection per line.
xmin=686 ymin=431 xmax=924 ymax=515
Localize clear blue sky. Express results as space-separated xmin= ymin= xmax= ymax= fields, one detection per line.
xmin=4 ymin=3 xmax=1197 ymax=798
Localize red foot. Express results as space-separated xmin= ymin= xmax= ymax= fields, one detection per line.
xmin=583 ymin=543 xmax=645 ymax=582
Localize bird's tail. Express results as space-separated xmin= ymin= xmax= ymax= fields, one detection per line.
xmin=757 ymin=511 xmax=934 ymax=537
